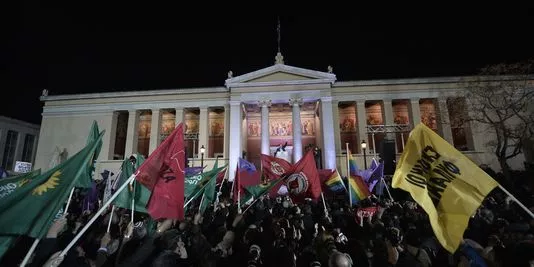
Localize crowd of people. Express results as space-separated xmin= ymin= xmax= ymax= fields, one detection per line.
xmin=2 ymin=166 xmax=534 ymax=267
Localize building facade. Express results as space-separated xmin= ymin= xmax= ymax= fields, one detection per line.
xmin=0 ymin=116 xmax=40 ymax=172
xmin=35 ymin=55 xmax=530 ymax=180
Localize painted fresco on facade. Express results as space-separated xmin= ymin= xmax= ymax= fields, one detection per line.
xmin=419 ymin=99 xmax=438 ymax=131
xmin=365 ymin=102 xmax=383 ymax=125
xmin=160 ymin=111 xmax=176 ymax=136
xmin=338 ymin=104 xmax=357 ymax=133
xmin=393 ymin=100 xmax=410 ymax=125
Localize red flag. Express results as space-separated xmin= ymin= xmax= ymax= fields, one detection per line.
xmin=216 ymin=168 xmax=226 ymax=184
xmin=285 ymin=150 xmax=322 ymax=202
xmin=135 ymin=123 xmax=185 ymax=220
xmin=233 ymin=168 xmax=261 ymax=201
xmin=260 ymin=154 xmax=292 ymax=181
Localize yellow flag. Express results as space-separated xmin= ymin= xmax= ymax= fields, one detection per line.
xmin=392 ymin=123 xmax=498 ymax=253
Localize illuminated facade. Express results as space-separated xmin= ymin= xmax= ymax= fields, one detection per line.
xmin=34 ymin=54 xmax=529 ymax=179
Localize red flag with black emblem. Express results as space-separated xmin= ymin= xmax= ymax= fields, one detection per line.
xmin=260 ymin=154 xmax=292 ymax=181
xmin=135 ymin=123 xmax=185 ymax=220
xmin=284 ymin=150 xmax=322 ymax=203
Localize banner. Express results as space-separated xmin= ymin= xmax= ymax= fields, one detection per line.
xmin=392 ymin=123 xmax=498 ymax=253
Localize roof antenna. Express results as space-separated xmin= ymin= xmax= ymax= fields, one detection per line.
xmin=275 ymin=16 xmax=284 ymax=65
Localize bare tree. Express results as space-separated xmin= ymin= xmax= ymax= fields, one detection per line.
xmin=455 ymin=60 xmax=534 ymax=179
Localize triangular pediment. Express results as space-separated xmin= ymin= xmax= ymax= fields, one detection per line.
xmin=225 ymin=64 xmax=336 ymax=88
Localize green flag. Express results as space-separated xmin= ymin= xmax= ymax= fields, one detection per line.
xmin=112 ymin=154 xmax=151 ymax=213
xmin=0 ymin=169 xmax=42 ymax=259
xmin=200 ymin=171 xmax=217 ymax=213
xmin=185 ymin=165 xmax=226 ymax=199
xmin=78 ymin=121 xmax=103 ymax=188
xmin=0 ymin=170 xmax=42 ymax=201
xmin=242 ymin=178 xmax=284 ymax=204
xmin=0 ymin=132 xmax=104 ymax=242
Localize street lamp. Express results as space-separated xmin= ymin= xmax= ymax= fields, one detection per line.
xmin=361 ymin=140 xmax=367 ymax=169
xmin=200 ymin=145 xmax=205 ymax=173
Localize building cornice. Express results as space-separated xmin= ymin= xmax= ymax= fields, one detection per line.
xmin=333 ymin=75 xmax=534 ymax=87
xmin=0 ymin=116 xmax=40 ymax=129
xmin=40 ymin=86 xmax=228 ymax=101
xmin=41 ymin=99 xmax=230 ymax=116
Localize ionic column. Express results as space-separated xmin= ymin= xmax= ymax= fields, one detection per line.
xmin=383 ymin=99 xmax=395 ymax=140
xmin=103 ymin=111 xmax=118 ymax=160
xmin=124 ymin=110 xmax=139 ymax=157
xmin=149 ymin=109 xmax=161 ymax=154
xmin=259 ymin=99 xmax=271 ymax=155
xmin=321 ymin=97 xmax=336 ymax=169
xmin=437 ymin=97 xmax=454 ymax=144
xmin=223 ymin=104 xmax=230 ymax=159
xmin=409 ymin=98 xmax=421 ymax=126
xmin=356 ymin=100 xmax=367 ymax=152
xmin=332 ymin=99 xmax=342 ymax=154
xmin=175 ymin=107 xmax=184 ymax=127
xmin=289 ymin=98 xmax=303 ymax=163
xmin=228 ymin=101 xmax=242 ymax=181
xmin=198 ymin=107 xmax=209 ymax=158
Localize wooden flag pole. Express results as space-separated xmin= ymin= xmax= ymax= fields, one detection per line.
xmin=498 ymin=184 xmax=534 ymax=219
xmin=346 ymin=143 xmax=352 ymax=207
xmin=60 ymin=173 xmax=136 ymax=257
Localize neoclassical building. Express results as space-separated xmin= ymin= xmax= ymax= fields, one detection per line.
xmin=34 ymin=53 xmax=528 ymax=180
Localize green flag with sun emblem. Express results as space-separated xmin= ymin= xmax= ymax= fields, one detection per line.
xmin=0 ymin=131 xmax=104 ymax=247
xmin=0 ymin=169 xmax=42 ymax=259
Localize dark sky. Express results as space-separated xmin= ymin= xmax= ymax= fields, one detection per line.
xmin=2 ymin=6 xmax=534 ymax=125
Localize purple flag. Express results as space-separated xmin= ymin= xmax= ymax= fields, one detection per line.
xmin=239 ymin=158 xmax=257 ymax=173
xmin=185 ymin=166 xmax=204 ymax=176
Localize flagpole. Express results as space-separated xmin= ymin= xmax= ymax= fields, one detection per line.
xmin=21 ymin=185 xmax=75 ymax=266
xmin=20 ymin=239 xmax=40 ymax=267
xmin=321 ymin=192 xmax=328 ymax=217
xmin=198 ymin=193 xmax=206 ymax=213
xmin=64 ymin=188 xmax=76 ymax=214
xmin=346 ymin=143 xmax=352 ymax=207
xmin=60 ymin=173 xmax=137 ymax=258
xmin=382 ymin=177 xmax=394 ymax=201
xmin=214 ymin=168 xmax=228 ymax=212
xmin=107 ymin=205 xmax=115 ymax=233
xmin=130 ymin=180 xmax=136 ymax=225
xmin=498 ymin=184 xmax=534 ymax=219
xmin=243 ymin=196 xmax=259 ymax=214
xmin=237 ymin=188 xmax=241 ymax=213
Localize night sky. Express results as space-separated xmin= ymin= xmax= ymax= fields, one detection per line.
xmin=2 ymin=7 xmax=533 ymax=125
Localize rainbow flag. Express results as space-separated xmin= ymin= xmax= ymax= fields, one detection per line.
xmin=347 ymin=149 xmax=358 ymax=175
xmin=325 ymin=169 xmax=346 ymax=192
xmin=349 ymin=174 xmax=371 ymax=204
